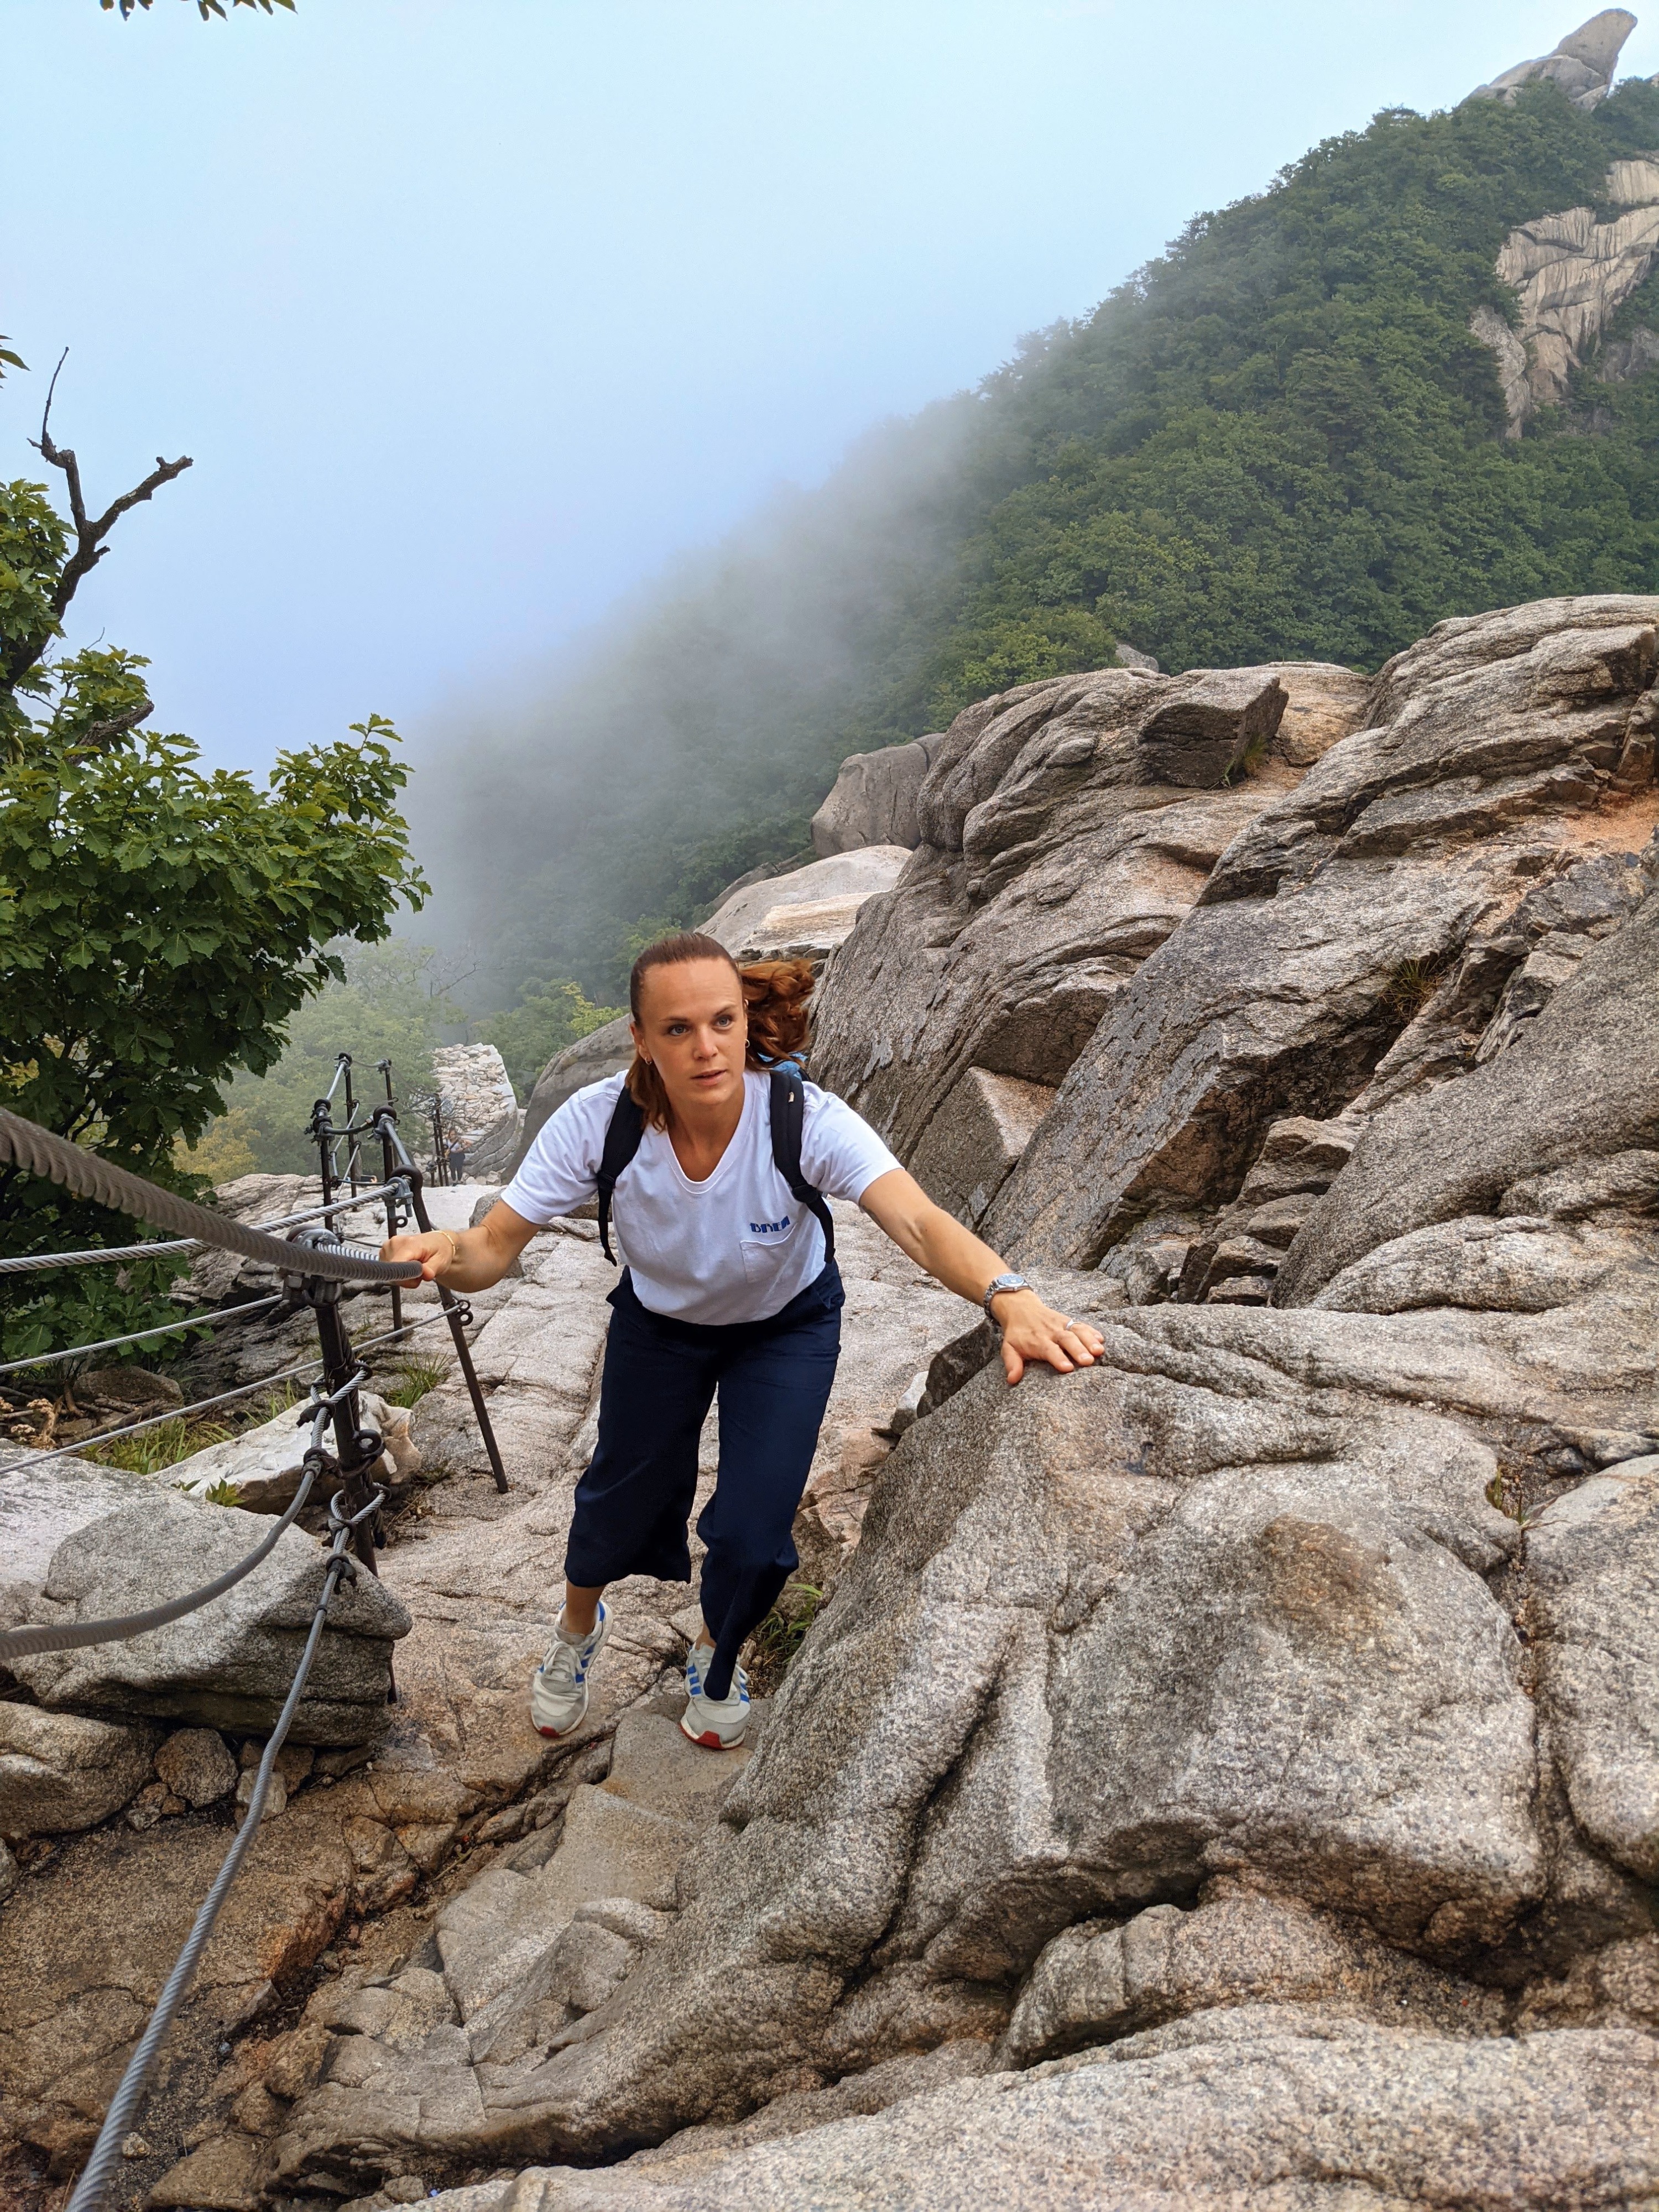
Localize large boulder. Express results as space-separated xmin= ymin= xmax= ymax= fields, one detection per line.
xmin=811 ymin=662 xmax=1371 ymax=1167
xmin=0 ymin=1454 xmax=158 ymax=1631
xmin=810 ymin=736 xmax=944 ymax=856
xmin=168 ymin=1391 xmax=423 ymax=1514
xmin=268 ymin=1264 xmax=1659 ymax=2178
xmin=11 ymin=1496 xmax=413 ymax=1745
xmin=1468 ymin=9 xmax=1635 ymax=111
xmin=703 ymin=847 xmax=912 ymax=961
xmin=0 ymin=1706 xmax=160 ymax=1841
xmin=514 ymin=1015 xmax=636 ymax=1168
xmin=983 ymin=601 xmax=1659 ymax=1270
xmin=413 ymin=2016 xmax=1657 ymax=2210
xmin=1277 ymin=850 xmax=1659 ymax=1303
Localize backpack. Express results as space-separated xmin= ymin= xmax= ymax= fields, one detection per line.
xmin=594 ymin=1062 xmax=836 ymax=1269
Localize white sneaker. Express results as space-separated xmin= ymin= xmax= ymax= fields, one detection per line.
xmin=531 ymin=1603 xmax=609 ymax=1739
xmin=681 ymin=1639 xmax=749 ymax=1749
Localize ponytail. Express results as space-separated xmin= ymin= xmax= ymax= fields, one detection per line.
xmin=626 ymin=932 xmax=816 ymax=1130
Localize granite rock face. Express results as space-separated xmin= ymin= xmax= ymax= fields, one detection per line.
xmin=982 ymin=598 xmax=1659 ymax=1271
xmin=434 ymin=1044 xmax=522 ymax=1173
xmin=810 ymin=735 xmax=943 ymax=856
xmin=0 ymin=1705 xmax=160 ymax=1841
xmin=1474 ymin=154 xmax=1659 ymax=432
xmin=812 ymin=663 xmax=1371 ymax=1172
xmin=423 ymin=2017 xmax=1659 ymax=2211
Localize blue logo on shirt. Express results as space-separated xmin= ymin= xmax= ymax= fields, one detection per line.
xmin=748 ymin=1214 xmax=792 ymax=1235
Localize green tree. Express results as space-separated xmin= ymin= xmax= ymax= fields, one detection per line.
xmin=480 ymin=977 xmax=623 ymax=1102
xmin=204 ymin=938 xmax=466 ymax=1176
xmin=0 ymin=367 xmax=427 ymax=1359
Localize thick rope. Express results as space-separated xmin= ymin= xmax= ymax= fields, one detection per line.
xmin=0 ymin=1109 xmax=420 ymax=1286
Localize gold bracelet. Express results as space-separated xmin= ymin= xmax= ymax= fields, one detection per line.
xmin=434 ymin=1230 xmax=461 ymax=1275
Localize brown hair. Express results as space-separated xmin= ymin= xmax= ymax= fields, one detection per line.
xmin=626 ymin=932 xmax=816 ymax=1129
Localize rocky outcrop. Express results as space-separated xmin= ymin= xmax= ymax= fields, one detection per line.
xmin=515 ymin=1016 xmax=635 ymax=1167
xmin=703 ymin=846 xmax=912 ymax=959
xmin=1468 ymin=9 xmax=1636 ymax=112
xmin=810 ymin=737 xmax=943 ymax=856
xmin=980 ymin=599 xmax=1659 ymax=1271
xmin=810 ymin=661 xmax=1373 ymax=1211
xmin=1473 ymin=156 xmax=1659 ymax=433
xmin=434 ymin=1044 xmax=521 ymax=1173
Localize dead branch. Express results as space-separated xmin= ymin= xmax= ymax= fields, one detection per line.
xmin=1 ymin=358 xmax=194 ymax=692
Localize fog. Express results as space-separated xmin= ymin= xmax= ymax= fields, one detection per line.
xmin=407 ymin=389 xmax=984 ymax=1004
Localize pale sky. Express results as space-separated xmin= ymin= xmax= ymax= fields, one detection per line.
xmin=7 ymin=0 xmax=1655 ymax=774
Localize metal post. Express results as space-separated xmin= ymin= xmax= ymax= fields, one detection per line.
xmin=372 ymin=1107 xmax=508 ymax=1495
xmin=298 ymin=1264 xmax=383 ymax=1584
xmin=309 ymin=1100 xmax=336 ymax=1210
xmin=375 ymin=1062 xmax=403 ymax=1342
xmin=339 ymin=1055 xmax=361 ymax=1196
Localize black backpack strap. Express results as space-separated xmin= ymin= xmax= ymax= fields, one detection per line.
xmin=767 ymin=1063 xmax=836 ymax=1267
xmin=594 ymin=1087 xmax=646 ymax=1264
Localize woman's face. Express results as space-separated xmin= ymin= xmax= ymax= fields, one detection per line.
xmin=632 ymin=958 xmax=748 ymax=1117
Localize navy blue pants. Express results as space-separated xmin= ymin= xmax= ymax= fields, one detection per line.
xmin=564 ymin=1263 xmax=843 ymax=1699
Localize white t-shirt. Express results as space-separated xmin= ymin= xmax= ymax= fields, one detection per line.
xmin=500 ymin=1070 xmax=901 ymax=1326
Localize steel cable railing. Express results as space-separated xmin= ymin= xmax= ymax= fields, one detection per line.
xmin=64 ymin=1457 xmax=385 ymax=2212
xmin=0 ymin=1292 xmax=286 ymax=1379
xmin=0 ymin=1095 xmax=509 ymax=2209
xmin=0 ymin=1110 xmax=415 ymax=1287
xmin=0 ymin=1299 xmax=458 ymax=1481
xmin=0 ymin=1371 xmax=368 ymax=1659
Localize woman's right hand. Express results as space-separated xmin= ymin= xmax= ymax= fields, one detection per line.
xmin=380 ymin=1230 xmax=458 ymax=1282
xmin=379 ymin=1201 xmax=538 ymax=1293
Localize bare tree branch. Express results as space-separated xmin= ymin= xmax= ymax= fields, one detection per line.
xmin=1 ymin=362 xmax=196 ymax=693
xmin=70 ymin=695 xmax=156 ymax=754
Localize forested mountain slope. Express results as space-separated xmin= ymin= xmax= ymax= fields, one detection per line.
xmin=418 ymin=67 xmax=1659 ymax=1002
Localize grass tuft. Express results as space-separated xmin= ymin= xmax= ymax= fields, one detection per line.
xmin=89 ymin=1415 xmax=232 ymax=1476
xmin=745 ymin=1581 xmax=824 ymax=1697
xmin=380 ymin=1353 xmax=448 ymax=1409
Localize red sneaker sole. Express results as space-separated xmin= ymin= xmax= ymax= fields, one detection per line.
xmin=679 ymin=1720 xmax=747 ymax=1750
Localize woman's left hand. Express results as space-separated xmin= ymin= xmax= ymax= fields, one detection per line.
xmin=993 ymin=1288 xmax=1105 ymax=1385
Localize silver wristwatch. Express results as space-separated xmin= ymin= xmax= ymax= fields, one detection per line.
xmin=982 ymin=1271 xmax=1030 ymax=1321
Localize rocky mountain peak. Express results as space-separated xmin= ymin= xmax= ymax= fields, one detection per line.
xmin=1470 ymin=8 xmax=1639 ymax=110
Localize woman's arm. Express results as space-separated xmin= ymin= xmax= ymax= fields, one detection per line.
xmin=380 ymin=1199 xmax=539 ymax=1292
xmin=858 ymin=1168 xmax=1106 ymax=1385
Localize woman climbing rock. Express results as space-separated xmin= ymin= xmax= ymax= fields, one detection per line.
xmin=381 ymin=932 xmax=1104 ymax=1751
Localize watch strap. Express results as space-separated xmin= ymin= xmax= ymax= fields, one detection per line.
xmin=982 ymin=1271 xmax=1030 ymax=1320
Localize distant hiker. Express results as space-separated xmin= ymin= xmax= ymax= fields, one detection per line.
xmin=446 ymin=1136 xmax=466 ymax=1182
xmin=382 ymin=932 xmax=1103 ymax=1752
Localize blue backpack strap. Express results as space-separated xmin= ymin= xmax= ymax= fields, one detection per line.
xmin=594 ymin=1086 xmax=646 ymax=1264
xmin=766 ymin=1063 xmax=835 ymax=1266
